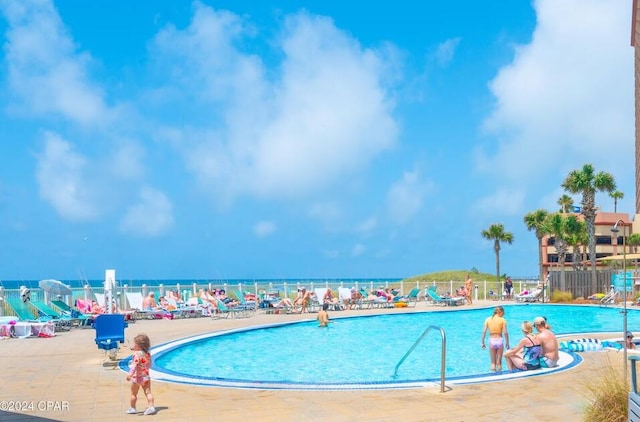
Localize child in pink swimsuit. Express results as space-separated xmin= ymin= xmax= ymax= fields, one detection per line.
xmin=126 ymin=334 xmax=156 ymax=415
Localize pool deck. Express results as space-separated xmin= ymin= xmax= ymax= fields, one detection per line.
xmin=0 ymin=300 xmax=626 ymax=421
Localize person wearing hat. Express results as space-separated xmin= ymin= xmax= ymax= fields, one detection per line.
xmin=533 ymin=316 xmax=559 ymax=368
xmin=626 ymin=331 xmax=636 ymax=350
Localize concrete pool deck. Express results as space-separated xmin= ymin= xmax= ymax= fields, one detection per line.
xmin=0 ymin=300 xmax=626 ymax=421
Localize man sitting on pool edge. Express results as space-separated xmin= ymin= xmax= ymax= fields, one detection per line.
xmin=533 ymin=316 xmax=559 ymax=368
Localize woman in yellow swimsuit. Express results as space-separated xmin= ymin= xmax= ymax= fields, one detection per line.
xmin=481 ymin=306 xmax=510 ymax=372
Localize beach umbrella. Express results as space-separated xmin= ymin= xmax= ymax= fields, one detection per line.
xmin=38 ymin=279 xmax=71 ymax=296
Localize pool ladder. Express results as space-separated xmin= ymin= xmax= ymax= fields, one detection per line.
xmin=393 ymin=325 xmax=447 ymax=393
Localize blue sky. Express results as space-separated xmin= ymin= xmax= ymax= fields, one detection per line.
xmin=0 ymin=0 xmax=633 ymax=281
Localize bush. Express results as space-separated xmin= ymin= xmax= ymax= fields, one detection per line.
xmin=550 ymin=290 xmax=573 ymax=303
xmin=583 ymin=357 xmax=627 ymax=421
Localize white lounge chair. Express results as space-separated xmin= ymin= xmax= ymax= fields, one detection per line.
xmin=515 ymin=288 xmax=543 ymax=303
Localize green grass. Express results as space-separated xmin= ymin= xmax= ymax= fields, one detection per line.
xmin=401 ymin=269 xmax=501 ymax=284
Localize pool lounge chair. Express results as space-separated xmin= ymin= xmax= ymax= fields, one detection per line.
xmin=95 ymin=293 xmax=137 ymax=322
xmin=51 ymin=300 xmax=94 ymax=327
xmin=28 ymin=300 xmax=73 ymax=331
xmin=125 ymin=292 xmax=169 ymax=319
xmin=233 ymin=290 xmax=257 ymax=314
xmin=5 ymin=298 xmax=56 ymax=337
xmin=426 ymin=286 xmax=465 ymax=306
xmin=213 ymin=299 xmax=248 ymax=319
xmin=515 ymin=288 xmax=543 ymax=303
xmin=395 ymin=288 xmax=420 ymax=307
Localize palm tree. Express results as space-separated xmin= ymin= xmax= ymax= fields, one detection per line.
xmin=610 ymin=190 xmax=624 ymax=213
xmin=524 ymin=209 xmax=549 ymax=282
xmin=628 ymin=233 xmax=640 ymax=254
xmin=564 ymin=217 xmax=587 ymax=271
xmin=543 ymin=213 xmax=574 ymax=290
xmin=562 ymin=163 xmax=616 ymax=294
xmin=557 ymin=194 xmax=574 ymax=213
xmin=481 ymin=223 xmax=514 ymax=293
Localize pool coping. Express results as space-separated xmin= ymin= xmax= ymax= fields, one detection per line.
xmin=120 ymin=314 xmax=585 ymax=391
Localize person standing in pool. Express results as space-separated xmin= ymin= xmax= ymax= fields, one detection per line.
xmin=317 ymin=303 xmax=332 ymax=327
xmin=533 ymin=316 xmax=559 ymax=368
xmin=481 ymin=306 xmax=510 ymax=371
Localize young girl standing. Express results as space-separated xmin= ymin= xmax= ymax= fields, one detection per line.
xmin=126 ymin=333 xmax=156 ymax=415
xmin=480 ymin=306 xmax=510 ymax=372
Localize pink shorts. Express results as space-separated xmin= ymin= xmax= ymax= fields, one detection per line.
xmin=489 ymin=337 xmax=504 ymax=350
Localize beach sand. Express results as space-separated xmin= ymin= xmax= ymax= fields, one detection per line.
xmin=0 ymin=300 xmax=621 ymax=421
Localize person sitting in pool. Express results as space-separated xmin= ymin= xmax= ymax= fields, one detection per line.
xmin=533 ymin=316 xmax=559 ymax=368
xmin=481 ymin=306 xmax=510 ymax=372
xmin=504 ymin=321 xmax=542 ymax=371
xmin=627 ymin=331 xmax=636 ymax=350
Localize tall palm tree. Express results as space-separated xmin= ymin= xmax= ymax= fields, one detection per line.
xmin=610 ymin=190 xmax=624 ymax=213
xmin=524 ymin=209 xmax=549 ymax=282
xmin=562 ymin=163 xmax=616 ymax=294
xmin=557 ymin=194 xmax=574 ymax=213
xmin=481 ymin=223 xmax=514 ymax=292
xmin=543 ymin=213 xmax=574 ymax=290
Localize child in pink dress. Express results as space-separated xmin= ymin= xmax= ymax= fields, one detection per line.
xmin=126 ymin=334 xmax=156 ymax=415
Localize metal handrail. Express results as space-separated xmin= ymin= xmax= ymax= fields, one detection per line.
xmin=393 ymin=325 xmax=446 ymax=393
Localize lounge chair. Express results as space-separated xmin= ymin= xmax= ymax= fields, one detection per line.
xmin=125 ymin=292 xmax=168 ymax=319
xmin=95 ymin=293 xmax=137 ymax=322
xmin=51 ymin=300 xmax=94 ymax=327
xmin=5 ymin=298 xmax=56 ymax=337
xmin=28 ymin=300 xmax=73 ymax=331
xmin=94 ymin=313 xmax=128 ymax=360
xmin=213 ymin=299 xmax=248 ymax=319
xmin=395 ymin=288 xmax=420 ymax=307
xmin=234 ymin=290 xmax=257 ymax=314
xmin=515 ymin=288 xmax=543 ymax=303
xmin=425 ymin=286 xmax=465 ymax=306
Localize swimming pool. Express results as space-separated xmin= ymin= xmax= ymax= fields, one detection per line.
xmin=131 ymin=304 xmax=639 ymax=390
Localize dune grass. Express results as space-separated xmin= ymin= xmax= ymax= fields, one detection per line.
xmin=583 ymin=356 xmax=628 ymax=422
xmin=401 ymin=269 xmax=500 ymax=284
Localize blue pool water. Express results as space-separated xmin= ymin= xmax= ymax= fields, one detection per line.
xmin=146 ymin=304 xmax=638 ymax=389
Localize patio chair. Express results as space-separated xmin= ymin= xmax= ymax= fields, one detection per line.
xmin=28 ymin=300 xmax=73 ymax=330
xmin=5 ymin=298 xmax=57 ymax=337
xmin=51 ymin=300 xmax=94 ymax=327
xmin=233 ymin=290 xmax=257 ymax=314
xmin=95 ymin=293 xmax=137 ymax=322
xmin=515 ymin=288 xmax=543 ymax=303
xmin=395 ymin=288 xmax=420 ymax=307
xmin=425 ymin=286 xmax=465 ymax=306
xmin=213 ymin=299 xmax=248 ymax=319
xmin=125 ymin=292 xmax=167 ymax=319
xmin=94 ymin=313 xmax=128 ymax=361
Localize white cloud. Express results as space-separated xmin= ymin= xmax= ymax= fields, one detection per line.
xmin=434 ymin=37 xmax=461 ymax=67
xmin=386 ymin=169 xmax=433 ymax=224
xmin=35 ymin=132 xmax=100 ymax=221
xmin=150 ymin=6 xmax=399 ymax=204
xmin=119 ymin=186 xmax=174 ymax=237
xmin=0 ymin=0 xmax=109 ymax=125
xmin=356 ymin=216 xmax=377 ymax=235
xmin=475 ymin=187 xmax=526 ymax=217
xmin=253 ymin=220 xmax=276 ymax=238
xmin=478 ymin=0 xmax=633 ymax=187
xmin=351 ymin=243 xmax=366 ymax=257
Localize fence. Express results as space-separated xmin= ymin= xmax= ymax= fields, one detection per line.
xmin=0 ymin=278 xmax=547 ymax=317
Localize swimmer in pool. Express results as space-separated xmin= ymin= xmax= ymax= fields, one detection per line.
xmin=481 ymin=306 xmax=510 ymax=372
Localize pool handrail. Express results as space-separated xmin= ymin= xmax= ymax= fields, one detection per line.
xmin=393 ymin=325 xmax=447 ymax=393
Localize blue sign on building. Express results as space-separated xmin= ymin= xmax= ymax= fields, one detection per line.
xmin=612 ymin=272 xmax=633 ymax=292
xmin=572 ymin=205 xmax=581 ymax=213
